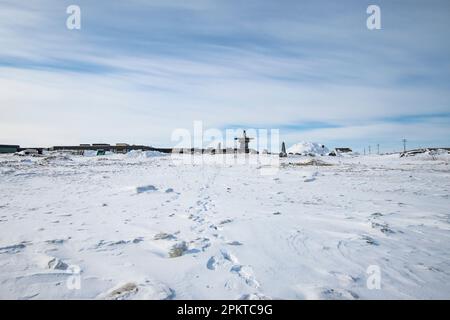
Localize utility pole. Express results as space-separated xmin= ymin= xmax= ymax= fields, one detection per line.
xmin=402 ymin=139 xmax=407 ymax=152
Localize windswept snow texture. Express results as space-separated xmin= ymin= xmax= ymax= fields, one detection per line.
xmin=287 ymin=142 xmax=329 ymax=155
xmin=0 ymin=152 xmax=449 ymax=299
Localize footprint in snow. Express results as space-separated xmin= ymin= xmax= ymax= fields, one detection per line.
xmin=320 ymin=288 xmax=359 ymax=300
xmin=227 ymin=241 xmax=243 ymax=246
xmin=207 ymin=249 xmax=239 ymax=270
xmin=230 ymin=265 xmax=260 ymax=288
xmin=370 ymin=212 xmax=383 ymax=218
xmin=295 ymin=285 xmax=358 ymax=300
xmin=329 ymin=271 xmax=360 ymax=286
xmin=189 ymin=237 xmax=211 ymax=252
xmin=371 ymin=221 xmax=395 ymax=234
xmin=207 ymin=249 xmax=260 ymax=288
xmin=299 ymin=171 xmax=318 ymax=182
xmin=47 ymin=257 xmax=69 ymax=270
xmin=361 ymin=235 xmax=379 ymax=246
xmin=239 ymin=293 xmax=272 ymax=300
xmin=219 ymin=218 xmax=233 ymax=225
xmin=153 ymin=232 xmax=176 ymax=241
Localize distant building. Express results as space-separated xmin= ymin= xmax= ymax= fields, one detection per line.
xmin=115 ymin=143 xmax=130 ymax=153
xmin=280 ymin=142 xmax=287 ymax=157
xmin=0 ymin=144 xmax=20 ymax=153
xmin=335 ymin=148 xmax=352 ymax=153
xmin=92 ymin=143 xmax=110 ymax=147
xmin=329 ymin=148 xmax=353 ymax=156
xmin=400 ymin=147 xmax=450 ymax=157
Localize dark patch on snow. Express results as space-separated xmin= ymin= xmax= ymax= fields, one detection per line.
xmin=361 ymin=235 xmax=379 ymax=246
xmin=136 ymin=185 xmax=158 ymax=193
xmin=0 ymin=243 xmax=26 ymax=254
xmin=371 ymin=222 xmax=395 ymax=234
xmin=154 ymin=232 xmax=176 ymax=240
xmin=168 ymin=241 xmax=188 ymax=258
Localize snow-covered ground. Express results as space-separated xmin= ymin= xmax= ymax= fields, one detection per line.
xmin=0 ymin=151 xmax=449 ymax=299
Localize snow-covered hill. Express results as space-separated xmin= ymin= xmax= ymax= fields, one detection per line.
xmin=287 ymin=141 xmax=329 ymax=155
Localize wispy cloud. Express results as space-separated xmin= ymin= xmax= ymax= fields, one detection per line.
xmin=0 ymin=0 xmax=449 ymax=151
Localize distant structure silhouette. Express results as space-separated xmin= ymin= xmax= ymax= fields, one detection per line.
xmin=280 ymin=142 xmax=287 ymax=157
xmin=234 ymin=130 xmax=253 ymax=153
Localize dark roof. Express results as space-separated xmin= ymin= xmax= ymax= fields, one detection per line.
xmin=0 ymin=144 xmax=20 ymax=148
xmin=335 ymin=148 xmax=352 ymax=152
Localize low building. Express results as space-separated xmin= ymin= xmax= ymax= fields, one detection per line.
xmin=400 ymin=148 xmax=450 ymax=157
xmin=329 ymin=147 xmax=353 ymax=156
xmin=0 ymin=144 xmax=20 ymax=153
xmin=335 ymin=148 xmax=352 ymax=153
xmin=92 ymin=143 xmax=110 ymax=147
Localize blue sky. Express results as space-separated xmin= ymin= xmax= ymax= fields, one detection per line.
xmin=0 ymin=0 xmax=449 ymax=152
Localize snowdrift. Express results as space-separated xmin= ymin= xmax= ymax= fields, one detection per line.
xmin=126 ymin=150 xmax=166 ymax=158
xmin=287 ymin=142 xmax=329 ymax=156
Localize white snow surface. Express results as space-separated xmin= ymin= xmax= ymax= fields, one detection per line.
xmin=0 ymin=152 xmax=449 ymax=299
xmin=287 ymin=142 xmax=329 ymax=155
xmin=125 ymin=150 xmax=166 ymax=158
